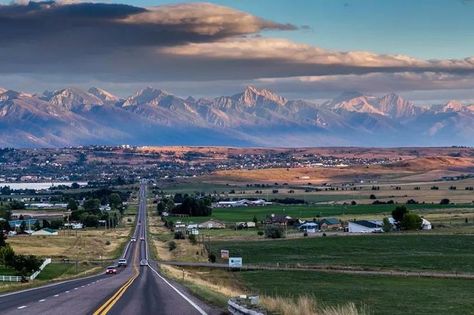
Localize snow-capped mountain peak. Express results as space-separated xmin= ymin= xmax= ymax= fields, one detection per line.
xmin=88 ymin=87 xmax=118 ymax=103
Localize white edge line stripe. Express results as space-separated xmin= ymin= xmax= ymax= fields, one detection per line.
xmin=0 ymin=273 xmax=102 ymax=298
xmin=148 ymin=265 xmax=207 ymax=315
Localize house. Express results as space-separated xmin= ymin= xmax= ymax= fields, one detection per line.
xmin=318 ymin=218 xmax=342 ymax=230
xmin=32 ymin=228 xmax=58 ymax=236
xmin=198 ymin=219 xmax=226 ymax=229
xmin=348 ymin=220 xmax=383 ymax=233
xmin=421 ymin=218 xmax=432 ymax=230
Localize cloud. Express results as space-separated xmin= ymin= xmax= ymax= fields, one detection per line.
xmin=1 ymin=0 xmax=474 ymax=101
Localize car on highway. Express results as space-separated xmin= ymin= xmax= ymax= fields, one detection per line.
xmin=117 ymin=259 xmax=127 ymax=267
xmin=140 ymin=236 xmax=145 ymax=241
xmin=140 ymin=259 xmax=148 ymax=266
xmin=131 ymin=237 xmax=136 ymax=242
xmin=105 ymin=266 xmax=118 ymax=275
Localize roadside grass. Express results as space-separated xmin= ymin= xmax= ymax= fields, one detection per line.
xmin=0 ymin=266 xmax=16 ymax=276
xmin=239 ymin=270 xmax=474 ymax=315
xmin=8 ymin=227 xmax=130 ymax=261
xmin=35 ymin=262 xmax=94 ymax=281
xmin=212 ymin=234 xmax=474 ymax=273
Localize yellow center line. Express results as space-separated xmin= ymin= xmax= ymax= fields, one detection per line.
xmin=93 ymin=232 xmax=141 ymax=315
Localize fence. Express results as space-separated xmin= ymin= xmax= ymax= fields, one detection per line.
xmin=30 ymin=258 xmax=52 ymax=280
xmin=0 ymin=275 xmax=22 ymax=282
xmin=0 ymin=258 xmax=51 ymax=282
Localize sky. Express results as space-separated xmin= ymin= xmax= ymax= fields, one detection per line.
xmin=1 ymin=0 xmax=474 ymax=102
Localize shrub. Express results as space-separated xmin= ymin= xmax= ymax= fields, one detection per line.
xmin=168 ymin=241 xmax=177 ymax=251
xmin=174 ymin=231 xmax=185 ymax=240
xmin=440 ymin=198 xmax=450 ymax=205
xmin=264 ymin=225 xmax=285 ymax=239
xmin=257 ymin=231 xmax=264 ymax=236
xmin=188 ymin=234 xmax=197 ymax=245
xmin=401 ymin=213 xmax=422 ymax=230
xmin=369 ymin=194 xmax=377 ymax=200
xmin=105 ymin=240 xmax=111 ymax=246
xmin=208 ymin=253 xmax=216 ymax=263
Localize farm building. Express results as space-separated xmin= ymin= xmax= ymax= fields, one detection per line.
xmin=348 ymin=220 xmax=383 ymax=233
xmin=318 ymin=218 xmax=342 ymax=230
xmin=198 ymin=219 xmax=226 ymax=229
xmin=32 ymin=228 xmax=58 ymax=236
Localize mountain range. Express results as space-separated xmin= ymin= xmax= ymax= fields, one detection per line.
xmin=0 ymin=85 xmax=473 ymax=147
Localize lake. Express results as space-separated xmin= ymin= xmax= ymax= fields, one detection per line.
xmin=0 ymin=182 xmax=88 ymax=190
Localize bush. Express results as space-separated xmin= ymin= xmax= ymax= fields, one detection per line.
xmin=392 ymin=206 xmax=408 ymax=222
xmin=188 ymin=234 xmax=197 ymax=245
xmin=369 ymin=194 xmax=377 ymax=200
xmin=440 ymin=198 xmax=450 ymax=205
xmin=264 ymin=225 xmax=285 ymax=239
xmin=401 ymin=213 xmax=422 ymax=230
xmin=105 ymin=240 xmax=111 ymax=246
xmin=208 ymin=253 xmax=216 ymax=263
xmin=257 ymin=231 xmax=264 ymax=236
xmin=174 ymin=231 xmax=185 ymax=240
xmin=168 ymin=241 xmax=177 ymax=251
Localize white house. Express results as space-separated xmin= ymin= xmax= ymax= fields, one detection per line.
xmin=348 ymin=220 xmax=383 ymax=233
xmin=421 ymin=218 xmax=432 ymax=230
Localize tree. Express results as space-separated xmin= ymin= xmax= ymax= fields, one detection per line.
xmin=369 ymin=194 xmax=377 ymax=200
xmin=109 ymin=193 xmax=122 ymax=210
xmin=71 ymin=182 xmax=80 ymax=189
xmin=392 ymin=206 xmax=408 ymax=222
xmin=440 ymin=198 xmax=450 ymax=205
xmin=83 ymin=198 xmax=101 ymax=213
xmin=19 ymin=221 xmax=26 ymax=233
xmin=0 ymin=245 xmax=15 ymax=266
xmin=33 ymin=220 xmax=41 ymax=231
xmin=82 ymin=214 xmax=99 ymax=228
xmin=382 ymin=217 xmax=392 ymax=232
xmin=0 ymin=231 xmax=6 ymax=247
xmin=67 ymin=199 xmax=78 ymax=211
xmin=400 ymin=213 xmax=422 ymax=230
xmin=264 ymin=225 xmax=285 ymax=239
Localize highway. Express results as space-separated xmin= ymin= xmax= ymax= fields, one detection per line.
xmin=0 ymin=182 xmax=217 ymax=315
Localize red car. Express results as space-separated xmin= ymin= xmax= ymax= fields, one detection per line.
xmin=105 ymin=266 xmax=117 ymax=275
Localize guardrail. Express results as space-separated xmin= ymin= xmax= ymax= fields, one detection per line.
xmin=228 ymin=296 xmax=266 ymax=315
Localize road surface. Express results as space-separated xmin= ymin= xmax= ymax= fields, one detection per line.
xmin=0 ymin=182 xmax=217 ymax=315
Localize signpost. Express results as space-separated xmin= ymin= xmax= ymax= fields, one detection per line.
xmin=229 ymin=257 xmax=242 ymax=268
xmin=221 ymin=249 xmax=229 ymax=259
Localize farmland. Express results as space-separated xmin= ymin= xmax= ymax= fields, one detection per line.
xmin=239 ymin=270 xmax=474 ymax=315
xmin=212 ymin=234 xmax=474 ymax=273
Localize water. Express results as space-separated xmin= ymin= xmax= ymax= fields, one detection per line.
xmin=0 ymin=182 xmax=88 ymax=190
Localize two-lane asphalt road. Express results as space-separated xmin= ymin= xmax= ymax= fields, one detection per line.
xmin=0 ymin=182 xmax=217 ymax=314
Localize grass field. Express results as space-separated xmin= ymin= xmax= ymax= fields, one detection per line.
xmin=164 ymin=203 xmax=474 ymax=224
xmin=8 ymin=227 xmax=131 ymax=261
xmin=212 ymin=234 xmax=474 ymax=273
xmin=35 ymin=263 xmax=94 ymax=281
xmin=239 ymin=270 xmax=474 ymax=315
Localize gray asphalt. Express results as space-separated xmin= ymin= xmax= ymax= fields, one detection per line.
xmin=0 ymin=182 xmax=220 ymax=315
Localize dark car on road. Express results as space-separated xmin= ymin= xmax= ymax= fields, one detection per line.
xmin=105 ymin=266 xmax=118 ymax=275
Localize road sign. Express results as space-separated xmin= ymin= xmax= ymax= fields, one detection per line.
xmin=221 ymin=249 xmax=229 ymax=259
xmin=229 ymin=257 xmax=242 ymax=268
